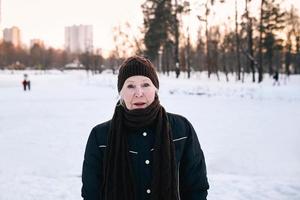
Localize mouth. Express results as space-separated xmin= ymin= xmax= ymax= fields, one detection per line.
xmin=133 ymin=102 xmax=146 ymax=107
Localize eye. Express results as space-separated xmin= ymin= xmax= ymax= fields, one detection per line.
xmin=142 ymin=83 xmax=150 ymax=87
xmin=127 ymin=84 xmax=135 ymax=89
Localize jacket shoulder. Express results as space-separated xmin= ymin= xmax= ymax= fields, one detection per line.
xmin=92 ymin=120 xmax=111 ymax=132
xmin=90 ymin=120 xmax=111 ymax=145
xmin=167 ymin=112 xmax=193 ymax=139
xmin=167 ymin=112 xmax=188 ymax=124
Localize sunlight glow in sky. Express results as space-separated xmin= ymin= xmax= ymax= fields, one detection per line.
xmin=2 ymin=0 xmax=144 ymax=53
xmin=1 ymin=0 xmax=299 ymax=55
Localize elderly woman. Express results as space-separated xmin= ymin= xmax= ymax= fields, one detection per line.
xmin=81 ymin=56 xmax=209 ymax=200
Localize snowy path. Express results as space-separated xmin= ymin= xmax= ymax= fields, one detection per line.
xmin=0 ymin=70 xmax=299 ymax=199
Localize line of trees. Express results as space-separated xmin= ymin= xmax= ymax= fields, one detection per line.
xmin=141 ymin=0 xmax=300 ymax=82
xmin=0 ymin=42 xmax=106 ymax=73
xmin=1 ymin=0 xmax=300 ymax=83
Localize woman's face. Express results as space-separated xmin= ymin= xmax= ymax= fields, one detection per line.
xmin=120 ymin=75 xmax=157 ymax=110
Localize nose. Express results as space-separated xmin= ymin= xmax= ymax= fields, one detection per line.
xmin=134 ymin=86 xmax=143 ymax=97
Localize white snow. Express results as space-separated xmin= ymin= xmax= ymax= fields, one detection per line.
xmin=0 ymin=70 xmax=299 ymax=200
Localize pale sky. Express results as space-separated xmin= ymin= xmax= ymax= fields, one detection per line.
xmin=2 ymin=0 xmax=144 ymax=53
xmin=2 ymin=0 xmax=299 ymax=55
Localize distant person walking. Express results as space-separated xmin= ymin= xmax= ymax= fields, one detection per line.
xmin=273 ymin=71 xmax=279 ymax=86
xmin=27 ymin=79 xmax=31 ymax=90
xmin=175 ymin=62 xmax=180 ymax=78
xmin=22 ymin=74 xmax=31 ymax=91
xmin=22 ymin=79 xmax=27 ymax=91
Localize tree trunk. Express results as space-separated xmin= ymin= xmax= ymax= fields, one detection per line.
xmin=249 ymin=19 xmax=255 ymax=82
xmin=174 ymin=0 xmax=180 ymax=74
xmin=258 ymin=0 xmax=265 ymax=83
xmin=205 ymin=2 xmax=211 ymax=78
xmin=235 ymin=0 xmax=241 ymax=81
xmin=245 ymin=0 xmax=255 ymax=82
xmin=187 ymin=29 xmax=191 ymax=79
xmin=285 ymin=43 xmax=291 ymax=76
xmin=296 ymin=36 xmax=300 ymax=74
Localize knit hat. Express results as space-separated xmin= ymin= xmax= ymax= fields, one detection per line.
xmin=117 ymin=56 xmax=159 ymax=92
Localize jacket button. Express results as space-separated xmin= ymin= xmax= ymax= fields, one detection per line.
xmin=146 ymin=189 xmax=151 ymax=194
xmin=143 ymin=132 xmax=147 ymax=136
xmin=145 ymin=160 xmax=150 ymax=165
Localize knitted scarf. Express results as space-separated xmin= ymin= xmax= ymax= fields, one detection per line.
xmin=102 ymin=96 xmax=179 ymax=200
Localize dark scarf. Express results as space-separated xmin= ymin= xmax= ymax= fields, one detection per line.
xmin=102 ymin=96 xmax=179 ymax=200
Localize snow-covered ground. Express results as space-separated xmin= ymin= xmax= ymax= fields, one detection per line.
xmin=0 ymin=70 xmax=299 ymax=200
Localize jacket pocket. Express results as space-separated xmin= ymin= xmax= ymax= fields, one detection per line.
xmin=173 ymin=137 xmax=187 ymax=164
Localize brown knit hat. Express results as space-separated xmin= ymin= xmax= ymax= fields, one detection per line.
xmin=117 ymin=56 xmax=159 ymax=92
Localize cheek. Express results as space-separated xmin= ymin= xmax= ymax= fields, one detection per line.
xmin=145 ymin=89 xmax=156 ymax=102
xmin=121 ymin=90 xmax=134 ymax=106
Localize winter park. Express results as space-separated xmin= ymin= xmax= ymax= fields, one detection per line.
xmin=1 ymin=0 xmax=300 ymax=199
xmin=1 ymin=70 xmax=300 ymax=200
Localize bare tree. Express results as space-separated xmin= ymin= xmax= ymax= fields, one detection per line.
xmin=235 ymin=0 xmax=242 ymax=81
xmin=245 ymin=0 xmax=255 ymax=82
xmin=112 ymin=22 xmax=143 ymax=59
xmin=258 ymin=0 xmax=265 ymax=83
xmin=197 ymin=0 xmax=225 ymax=79
xmin=285 ymin=6 xmax=300 ymax=74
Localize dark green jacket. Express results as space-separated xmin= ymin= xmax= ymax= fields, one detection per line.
xmin=81 ymin=112 xmax=209 ymax=200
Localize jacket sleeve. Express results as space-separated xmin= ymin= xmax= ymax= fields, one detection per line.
xmin=81 ymin=128 xmax=102 ymax=200
xmin=179 ymin=119 xmax=209 ymax=200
